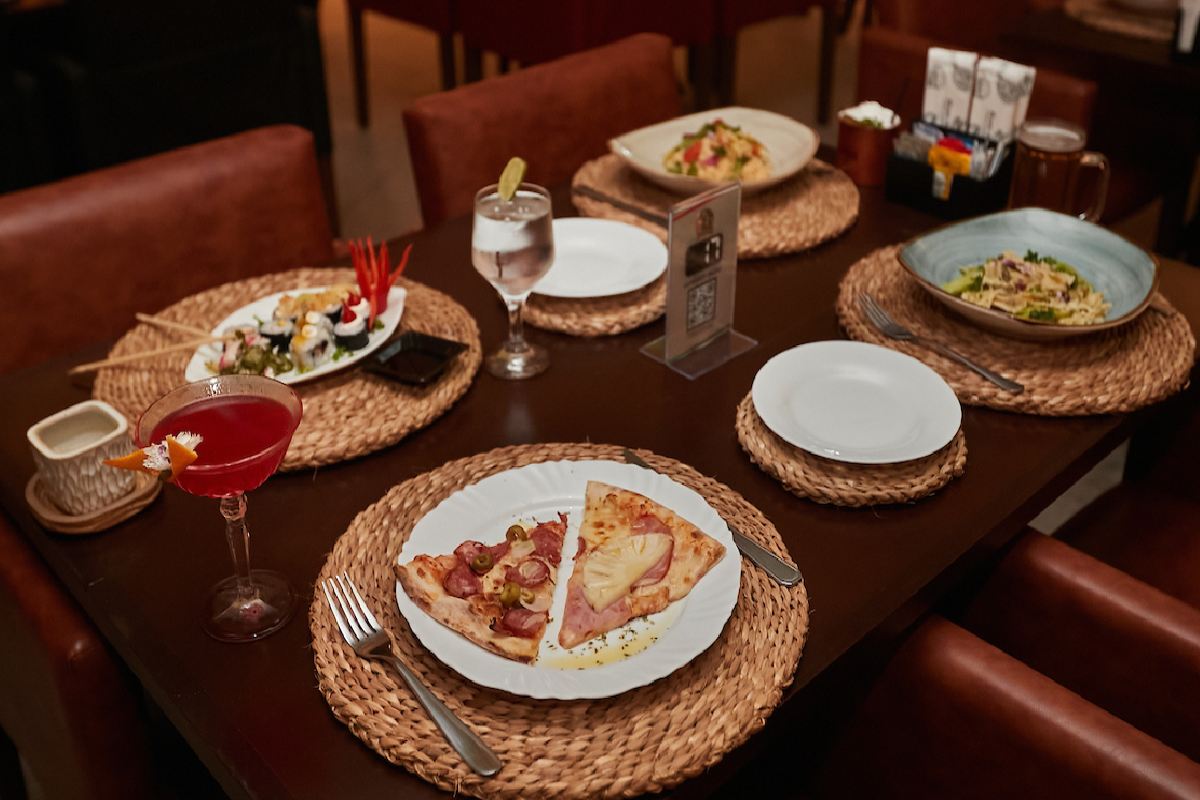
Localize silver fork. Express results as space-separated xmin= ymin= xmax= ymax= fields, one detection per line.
xmin=857 ymin=292 xmax=1024 ymax=394
xmin=321 ymin=574 xmax=502 ymax=777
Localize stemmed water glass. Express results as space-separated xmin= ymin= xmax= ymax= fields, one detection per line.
xmin=136 ymin=375 xmax=303 ymax=642
xmin=470 ymin=182 xmax=555 ymax=379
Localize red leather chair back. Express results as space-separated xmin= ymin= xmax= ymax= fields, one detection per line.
xmin=0 ymin=125 xmax=333 ymax=374
xmin=963 ymin=533 xmax=1200 ymax=763
xmin=403 ymin=33 xmax=681 ymax=228
xmin=819 ymin=617 xmax=1200 ymax=798
xmin=857 ymin=26 xmax=1097 ymax=134
xmin=0 ymin=516 xmax=154 ymax=799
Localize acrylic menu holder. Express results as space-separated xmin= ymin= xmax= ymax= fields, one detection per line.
xmin=641 ymin=182 xmax=756 ymax=379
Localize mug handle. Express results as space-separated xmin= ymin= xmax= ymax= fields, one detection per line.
xmin=1079 ymin=151 xmax=1109 ymax=223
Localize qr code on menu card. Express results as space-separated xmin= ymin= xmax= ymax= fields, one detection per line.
xmin=686 ymin=277 xmax=717 ymax=330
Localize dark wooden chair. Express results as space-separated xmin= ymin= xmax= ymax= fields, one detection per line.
xmin=347 ymin=0 xmax=456 ymax=128
xmin=402 ymin=33 xmax=681 ymax=228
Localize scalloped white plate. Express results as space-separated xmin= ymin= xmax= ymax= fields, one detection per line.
xmin=394 ymin=459 xmax=740 ymax=700
xmin=183 ymin=286 xmax=406 ymax=385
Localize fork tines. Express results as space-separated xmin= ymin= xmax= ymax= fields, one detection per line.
xmin=321 ymin=573 xmax=380 ymax=645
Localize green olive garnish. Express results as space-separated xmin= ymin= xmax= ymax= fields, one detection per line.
xmin=506 ymin=524 xmax=528 ymax=541
xmin=520 ymin=588 xmax=535 ymax=605
xmin=499 ymin=582 xmax=521 ymax=607
xmin=470 ymin=553 xmax=494 ymax=574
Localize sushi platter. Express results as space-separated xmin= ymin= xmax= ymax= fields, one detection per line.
xmin=183 ymin=284 xmax=407 ymax=386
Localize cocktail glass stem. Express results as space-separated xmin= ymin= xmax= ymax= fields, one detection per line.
xmin=220 ymin=493 xmax=256 ymax=602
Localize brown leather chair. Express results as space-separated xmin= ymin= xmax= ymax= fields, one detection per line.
xmin=818 ymin=616 xmax=1200 ymax=798
xmin=403 ymin=33 xmax=682 ymax=228
xmin=0 ymin=514 xmax=155 ymax=799
xmin=348 ymin=0 xmax=457 ymax=127
xmin=0 ymin=124 xmax=334 ymax=374
xmin=857 ymin=25 xmax=1097 ymax=139
xmin=871 ymin=0 xmax=1063 ymax=53
xmin=962 ymin=532 xmax=1200 ymax=763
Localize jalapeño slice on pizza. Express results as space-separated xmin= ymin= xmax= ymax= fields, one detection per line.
xmin=558 ymin=481 xmax=725 ymax=649
xmin=396 ymin=514 xmax=567 ymax=662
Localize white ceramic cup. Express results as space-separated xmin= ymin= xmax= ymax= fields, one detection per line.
xmin=27 ymin=400 xmax=137 ymax=515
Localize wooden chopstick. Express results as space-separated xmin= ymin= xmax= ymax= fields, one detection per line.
xmin=68 ymin=336 xmax=219 ymax=375
xmin=135 ymin=313 xmax=213 ymax=338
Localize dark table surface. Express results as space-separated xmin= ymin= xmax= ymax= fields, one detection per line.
xmin=2 ymin=183 xmax=1199 ymax=800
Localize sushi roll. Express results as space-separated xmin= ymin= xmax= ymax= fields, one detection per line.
xmin=333 ymin=311 xmax=369 ymax=351
xmin=259 ymin=317 xmax=293 ymax=352
xmin=303 ymin=310 xmax=333 ymax=332
xmin=289 ymin=323 xmax=333 ymax=370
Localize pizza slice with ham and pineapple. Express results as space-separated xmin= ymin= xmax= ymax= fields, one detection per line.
xmin=395 ymin=514 xmax=567 ymax=662
xmin=558 ymin=481 xmax=726 ymax=649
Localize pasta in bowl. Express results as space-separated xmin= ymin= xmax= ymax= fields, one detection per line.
xmin=942 ymin=250 xmax=1110 ymax=325
xmin=661 ymin=120 xmax=769 ymax=182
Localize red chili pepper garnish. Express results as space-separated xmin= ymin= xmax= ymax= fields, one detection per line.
xmin=348 ymin=237 xmax=414 ymax=328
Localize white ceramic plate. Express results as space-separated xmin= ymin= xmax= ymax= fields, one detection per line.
xmin=533 ymin=218 xmax=667 ymax=299
xmin=394 ymin=459 xmax=741 ymax=700
xmin=609 ymin=106 xmax=819 ymax=195
xmin=752 ymin=341 xmax=962 ymax=464
xmin=183 ymin=286 xmax=406 ymax=386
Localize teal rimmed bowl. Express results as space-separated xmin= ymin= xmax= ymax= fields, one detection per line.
xmin=898 ymin=208 xmax=1159 ymax=341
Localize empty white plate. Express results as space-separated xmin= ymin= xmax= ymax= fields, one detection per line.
xmin=751 ymin=341 xmax=962 ymax=464
xmin=533 ymin=218 xmax=667 ymax=299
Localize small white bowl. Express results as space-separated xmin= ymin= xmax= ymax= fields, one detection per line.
xmin=27 ymin=400 xmax=136 ymax=515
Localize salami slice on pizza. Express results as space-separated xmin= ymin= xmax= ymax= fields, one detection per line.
xmin=395 ymin=514 xmax=567 ymax=662
xmin=558 ymin=481 xmax=725 ymax=649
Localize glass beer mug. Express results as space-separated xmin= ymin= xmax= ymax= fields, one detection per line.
xmin=1008 ymin=119 xmax=1110 ymax=221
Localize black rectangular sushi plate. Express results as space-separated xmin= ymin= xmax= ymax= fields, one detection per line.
xmin=363 ymin=332 xmax=468 ymax=386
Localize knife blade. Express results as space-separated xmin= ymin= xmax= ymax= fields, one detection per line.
xmin=571 ymin=185 xmax=669 ymax=229
xmin=620 ymin=448 xmax=803 ymax=587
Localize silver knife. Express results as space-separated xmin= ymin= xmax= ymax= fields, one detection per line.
xmin=572 ymin=185 xmax=669 ymax=229
xmin=620 ymin=448 xmax=803 ymax=587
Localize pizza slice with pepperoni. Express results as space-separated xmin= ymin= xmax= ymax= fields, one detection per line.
xmin=558 ymin=481 xmax=725 ymax=649
xmin=396 ymin=514 xmax=566 ymax=662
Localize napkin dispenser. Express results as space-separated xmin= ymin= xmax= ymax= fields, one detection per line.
xmin=884 ymin=47 xmax=1030 ymax=219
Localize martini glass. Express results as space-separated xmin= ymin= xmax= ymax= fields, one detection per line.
xmin=471 ymin=182 xmax=554 ymax=379
xmin=137 ymin=375 xmax=303 ymax=643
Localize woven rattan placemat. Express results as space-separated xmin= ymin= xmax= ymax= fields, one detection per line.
xmin=93 ymin=268 xmax=481 ymax=471
xmin=310 ymin=442 xmax=809 ymax=800
xmin=1064 ymin=0 xmax=1175 ymax=42
xmin=572 ymin=155 xmax=859 ymax=259
xmin=525 ymin=275 xmax=665 ymax=337
xmin=736 ymin=395 xmax=967 ymax=506
xmin=837 ymin=247 xmax=1196 ymax=415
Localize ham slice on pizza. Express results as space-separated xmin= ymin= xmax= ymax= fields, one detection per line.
xmin=396 ymin=514 xmax=567 ymax=662
xmin=558 ymin=481 xmax=725 ymax=649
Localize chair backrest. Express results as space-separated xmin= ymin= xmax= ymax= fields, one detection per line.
xmin=857 ymin=26 xmax=1096 ymax=135
xmin=0 ymin=125 xmax=333 ymax=374
xmin=872 ymin=0 xmax=1063 ymax=52
xmin=403 ymin=33 xmax=682 ymax=228
xmin=0 ymin=514 xmax=155 ymax=798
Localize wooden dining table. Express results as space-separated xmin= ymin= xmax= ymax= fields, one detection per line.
xmin=1 ymin=181 xmax=1198 ymax=799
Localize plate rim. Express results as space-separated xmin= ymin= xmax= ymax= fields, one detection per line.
xmin=608 ymin=105 xmax=820 ymax=195
xmin=896 ymin=207 xmax=1160 ymax=339
xmin=393 ymin=458 xmax=742 ymax=700
xmin=532 ymin=217 xmax=667 ymax=299
xmin=751 ymin=340 xmax=962 ymax=465
xmin=182 ymin=284 xmax=406 ymax=386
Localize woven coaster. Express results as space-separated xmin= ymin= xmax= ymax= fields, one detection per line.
xmin=310 ymin=442 xmax=809 ymax=800
xmin=837 ymin=247 xmax=1196 ymax=415
xmin=1064 ymin=0 xmax=1175 ymax=42
xmin=525 ymin=275 xmax=665 ymax=337
xmin=93 ymin=268 xmax=482 ymax=471
xmin=26 ymin=471 xmax=161 ymax=535
xmin=572 ymin=155 xmax=859 ymax=259
xmin=736 ymin=395 xmax=967 ymax=507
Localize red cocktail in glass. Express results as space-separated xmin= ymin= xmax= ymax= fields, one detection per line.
xmin=138 ymin=375 xmax=302 ymax=642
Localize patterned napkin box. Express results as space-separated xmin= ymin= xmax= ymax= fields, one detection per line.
xmin=968 ymin=57 xmax=1036 ymax=142
xmin=923 ymin=48 xmax=978 ymax=130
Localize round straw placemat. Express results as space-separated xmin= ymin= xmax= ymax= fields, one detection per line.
xmin=525 ymin=276 xmax=665 ymax=337
xmin=736 ymin=395 xmax=967 ymax=506
xmin=837 ymin=247 xmax=1196 ymax=415
xmin=310 ymin=442 xmax=809 ymax=800
xmin=1064 ymin=0 xmax=1175 ymax=42
xmin=572 ymin=155 xmax=859 ymax=259
xmin=93 ymin=268 xmax=481 ymax=471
